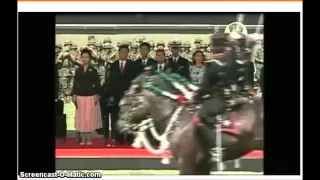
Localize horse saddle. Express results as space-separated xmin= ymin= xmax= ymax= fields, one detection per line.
xmin=216 ymin=112 xmax=241 ymax=135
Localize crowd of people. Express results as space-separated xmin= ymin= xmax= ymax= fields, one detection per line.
xmin=55 ymin=35 xmax=264 ymax=145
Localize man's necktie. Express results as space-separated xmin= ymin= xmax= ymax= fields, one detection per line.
xmin=120 ymin=61 xmax=124 ymax=74
xmin=143 ymin=60 xmax=146 ymax=66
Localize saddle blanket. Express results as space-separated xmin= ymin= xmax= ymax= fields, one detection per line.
xmin=192 ymin=112 xmax=240 ymax=135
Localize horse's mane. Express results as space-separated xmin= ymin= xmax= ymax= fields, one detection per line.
xmin=132 ymin=70 xmax=180 ymax=96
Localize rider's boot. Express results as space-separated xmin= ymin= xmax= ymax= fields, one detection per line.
xmin=196 ymin=118 xmax=221 ymax=164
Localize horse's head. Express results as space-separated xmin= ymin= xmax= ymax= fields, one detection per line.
xmin=117 ymin=68 xmax=179 ymax=133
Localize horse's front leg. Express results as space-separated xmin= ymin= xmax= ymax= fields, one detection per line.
xmin=195 ymin=158 xmax=211 ymax=175
xmin=178 ymin=158 xmax=197 ymax=175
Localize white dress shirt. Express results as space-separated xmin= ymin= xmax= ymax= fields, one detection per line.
xmin=172 ymin=56 xmax=179 ymax=63
xmin=157 ymin=63 xmax=165 ymax=70
xmin=119 ymin=60 xmax=126 ymax=68
xmin=142 ymin=58 xmax=148 ymax=66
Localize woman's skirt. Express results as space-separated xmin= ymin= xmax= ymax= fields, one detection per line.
xmin=74 ymin=95 xmax=103 ymax=132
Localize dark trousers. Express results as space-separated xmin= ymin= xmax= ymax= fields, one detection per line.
xmin=104 ymin=105 xmax=133 ymax=145
xmin=199 ymin=97 xmax=225 ymax=125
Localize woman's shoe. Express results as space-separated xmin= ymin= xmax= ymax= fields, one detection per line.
xmin=86 ymin=141 xmax=92 ymax=145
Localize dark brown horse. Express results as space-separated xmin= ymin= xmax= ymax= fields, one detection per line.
xmin=117 ymin=71 xmax=263 ymax=175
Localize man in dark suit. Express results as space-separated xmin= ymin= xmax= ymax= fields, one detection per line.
xmin=135 ymin=42 xmax=156 ymax=76
xmin=155 ymin=49 xmax=169 ymax=71
xmin=105 ymin=45 xmax=136 ymax=145
xmin=167 ymin=41 xmax=190 ymax=79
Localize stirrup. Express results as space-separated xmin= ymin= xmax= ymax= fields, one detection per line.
xmin=208 ymin=147 xmax=225 ymax=162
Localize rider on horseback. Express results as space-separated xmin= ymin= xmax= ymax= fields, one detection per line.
xmin=193 ymin=31 xmax=255 ymax=164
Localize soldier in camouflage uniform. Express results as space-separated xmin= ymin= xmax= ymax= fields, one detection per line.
xmin=193 ymin=38 xmax=203 ymax=52
xmin=90 ymin=42 xmax=107 ymax=87
xmin=156 ymin=41 xmax=171 ymax=58
xmin=129 ymin=43 xmax=140 ymax=60
xmin=138 ymin=36 xmax=146 ymax=45
xmin=88 ymin=39 xmax=96 ymax=50
xmin=148 ymin=41 xmax=156 ymax=59
xmin=55 ymin=44 xmax=62 ymax=61
xmin=181 ymin=42 xmax=192 ymax=63
xmin=103 ymin=37 xmax=117 ymax=52
xmin=58 ymin=40 xmax=77 ymax=102
xmin=103 ymin=37 xmax=112 ymax=44
xmin=254 ymin=45 xmax=264 ymax=86
xmin=102 ymin=43 xmax=117 ymax=63
xmin=200 ymin=42 xmax=212 ymax=62
xmin=166 ymin=41 xmax=172 ymax=57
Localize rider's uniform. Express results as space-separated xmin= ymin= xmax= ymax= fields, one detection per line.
xmin=194 ymin=33 xmax=254 ymax=163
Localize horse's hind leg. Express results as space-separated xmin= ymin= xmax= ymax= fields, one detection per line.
xmin=195 ymin=158 xmax=211 ymax=175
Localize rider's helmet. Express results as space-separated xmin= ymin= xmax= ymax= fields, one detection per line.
xmin=225 ymin=22 xmax=248 ymax=49
xmin=210 ymin=32 xmax=228 ymax=54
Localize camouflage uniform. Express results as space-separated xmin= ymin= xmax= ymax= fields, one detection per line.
xmin=200 ymin=43 xmax=212 ymax=62
xmin=88 ymin=39 xmax=96 ymax=50
xmin=55 ymin=44 xmax=62 ymax=61
xmin=70 ymin=44 xmax=80 ymax=68
xmin=149 ymin=41 xmax=156 ymax=58
xmin=103 ymin=37 xmax=112 ymax=44
xmin=181 ymin=42 xmax=192 ymax=62
xmin=156 ymin=41 xmax=171 ymax=58
xmin=95 ymin=42 xmax=103 ymax=51
xmin=103 ymin=37 xmax=117 ymax=52
xmin=59 ymin=41 xmax=75 ymax=101
xmin=254 ymin=47 xmax=264 ymax=83
xmin=90 ymin=42 xmax=105 ymax=86
xmin=138 ymin=36 xmax=146 ymax=45
xmin=129 ymin=43 xmax=140 ymax=60
xmin=102 ymin=43 xmax=117 ymax=63
xmin=193 ymin=38 xmax=203 ymax=52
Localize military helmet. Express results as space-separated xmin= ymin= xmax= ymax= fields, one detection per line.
xmin=156 ymin=41 xmax=165 ymax=47
xmin=138 ymin=36 xmax=146 ymax=43
xmin=182 ymin=42 xmax=191 ymax=48
xmin=103 ymin=43 xmax=112 ymax=49
xmin=56 ymin=44 xmax=62 ymax=49
xmin=171 ymin=40 xmax=182 ymax=48
xmin=88 ymin=39 xmax=96 ymax=46
xmin=70 ymin=44 xmax=78 ymax=50
xmin=194 ymin=38 xmax=203 ymax=44
xmin=149 ymin=41 xmax=155 ymax=47
xmin=95 ymin=42 xmax=103 ymax=48
xmin=80 ymin=46 xmax=88 ymax=51
xmin=117 ymin=42 xmax=122 ymax=47
xmin=103 ymin=37 xmax=112 ymax=44
xmin=63 ymin=40 xmax=73 ymax=46
xmin=200 ymin=43 xmax=208 ymax=48
xmin=130 ymin=43 xmax=139 ymax=49
xmin=119 ymin=40 xmax=130 ymax=46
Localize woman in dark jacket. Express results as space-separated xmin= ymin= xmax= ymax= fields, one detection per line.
xmin=72 ymin=49 xmax=103 ymax=145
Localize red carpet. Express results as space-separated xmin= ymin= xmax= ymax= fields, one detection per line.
xmin=56 ymin=138 xmax=263 ymax=158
